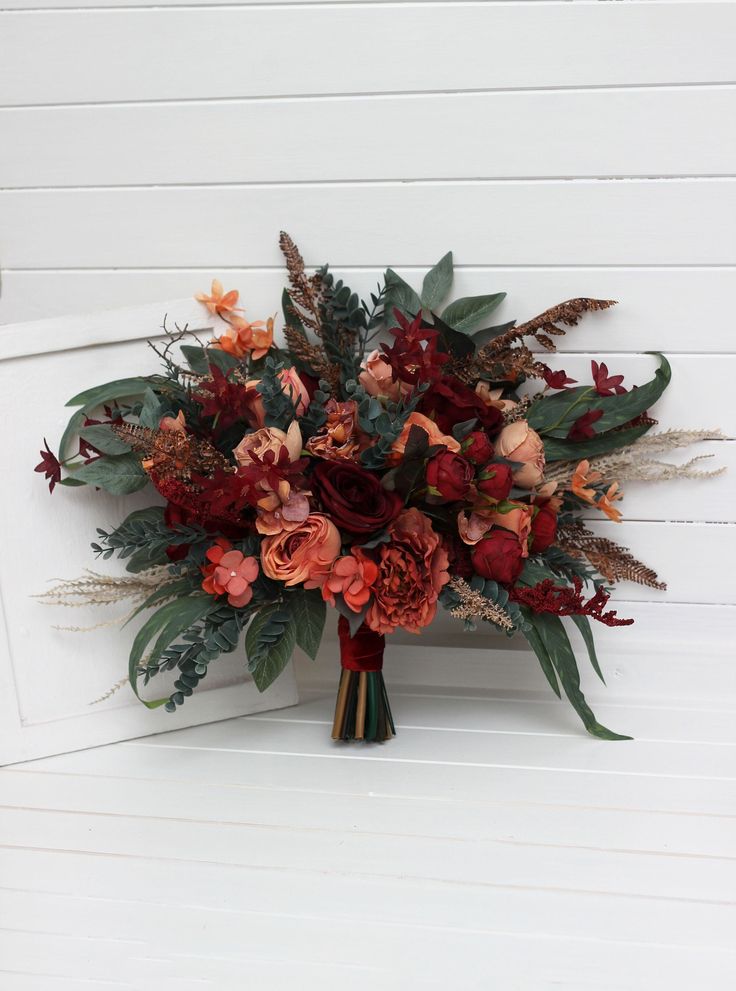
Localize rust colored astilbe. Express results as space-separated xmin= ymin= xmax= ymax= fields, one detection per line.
xmin=557 ymin=521 xmax=667 ymax=590
xmin=452 ymin=298 xmax=617 ymax=384
xmin=113 ymin=423 xmax=231 ymax=482
xmin=510 ymin=577 xmax=634 ymax=627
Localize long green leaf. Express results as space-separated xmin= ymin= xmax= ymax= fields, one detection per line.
xmin=79 ymin=424 xmax=131 ymax=456
xmin=543 ymin=422 xmax=652 ymax=462
xmin=421 ymin=251 xmax=453 ymax=311
xmin=521 ymin=612 xmax=561 ymax=697
xmin=125 ymin=577 xmax=198 ymax=625
xmin=569 ymin=614 xmax=605 ymax=684
xmin=65 ymin=377 xmax=150 ymax=411
xmin=71 ymin=453 xmax=148 ymax=495
xmin=128 ymin=596 xmax=213 ymax=708
xmin=288 ymin=588 xmax=326 ymax=660
xmin=59 ymin=409 xmax=86 ymax=461
xmin=441 ymin=293 xmax=506 ymax=333
xmin=530 ymin=612 xmax=630 ymax=740
xmin=245 ymin=604 xmax=297 ymax=692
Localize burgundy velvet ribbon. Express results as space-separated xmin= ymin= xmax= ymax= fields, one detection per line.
xmin=337 ymin=616 xmax=385 ymax=672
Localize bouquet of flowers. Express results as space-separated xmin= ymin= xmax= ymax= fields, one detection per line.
xmin=36 ymin=234 xmax=723 ymax=743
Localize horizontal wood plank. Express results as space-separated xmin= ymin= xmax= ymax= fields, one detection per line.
xmin=2 ymin=268 xmax=735 ymax=355
xmin=1 ymin=4 xmax=734 ymax=107
xmin=3 ymin=86 xmax=734 ymax=187
xmin=1 ymin=181 xmax=735 ymax=269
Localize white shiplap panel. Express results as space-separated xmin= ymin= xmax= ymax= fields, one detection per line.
xmin=1 ymin=180 xmax=735 ymax=268
xmin=2 ymin=267 xmax=735 ymax=355
xmin=3 ymin=86 xmax=735 ymax=187
xmin=1 ymin=4 xmax=734 ymax=107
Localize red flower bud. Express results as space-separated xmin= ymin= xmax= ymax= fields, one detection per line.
xmin=425 ymin=450 xmax=473 ymax=503
xmin=472 ymin=529 xmax=524 ymax=584
xmin=462 ymin=430 xmax=495 ymax=466
xmin=476 ymin=463 xmax=514 ymax=502
xmin=530 ymin=503 xmax=558 ymax=553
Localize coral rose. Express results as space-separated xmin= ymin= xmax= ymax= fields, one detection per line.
xmin=495 ymin=422 xmax=546 ymax=489
xmin=321 ymin=550 xmax=378 ymax=612
xmin=390 ymin=412 xmax=460 ymax=464
xmin=472 ymin=529 xmax=525 ymax=585
xmin=366 ymin=508 xmax=450 ymax=635
xmin=260 ymin=513 xmax=341 ymax=587
xmin=484 ymin=502 xmax=533 ymax=557
xmin=201 ymin=538 xmax=259 ymax=608
xmin=312 ymin=460 xmax=402 ymax=535
xmin=359 ymin=349 xmax=407 ymax=401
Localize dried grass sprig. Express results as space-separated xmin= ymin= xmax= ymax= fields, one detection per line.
xmin=279 ymin=230 xmax=324 ymax=335
xmin=446 ymin=577 xmax=516 ymax=632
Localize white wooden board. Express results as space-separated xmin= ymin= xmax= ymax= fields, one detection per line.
xmin=0 ymin=300 xmax=298 ymax=766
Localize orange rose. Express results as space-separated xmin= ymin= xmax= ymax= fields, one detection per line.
xmin=389 ymin=412 xmax=460 ymax=465
xmin=359 ymin=349 xmax=406 ymax=401
xmin=260 ymin=513 xmax=341 ymax=587
xmin=496 ymin=421 xmax=545 ymax=489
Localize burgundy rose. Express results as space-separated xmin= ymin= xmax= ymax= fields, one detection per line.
xmin=476 ymin=463 xmax=514 ymax=502
xmin=462 ymin=430 xmax=495 ymax=466
xmin=425 ymin=451 xmax=473 ymax=503
xmin=530 ymin=503 xmax=558 ymax=552
xmin=472 ymin=529 xmax=524 ymax=584
xmin=312 ymin=460 xmax=402 ymax=534
xmin=419 ymin=377 xmax=504 ymax=436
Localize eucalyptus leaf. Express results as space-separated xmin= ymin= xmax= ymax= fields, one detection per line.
xmin=441 ymin=293 xmax=506 ymax=333
xmin=421 ymin=251 xmax=453 ymax=311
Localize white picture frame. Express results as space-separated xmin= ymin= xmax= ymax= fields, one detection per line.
xmin=0 ymin=299 xmax=299 ymax=765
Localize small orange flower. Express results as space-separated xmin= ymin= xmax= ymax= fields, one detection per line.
xmin=321 ymin=551 xmax=378 ymax=611
xmin=215 ymin=315 xmax=275 ymax=361
xmin=597 ymin=482 xmax=624 ymax=523
xmin=195 ymin=279 xmax=243 ymax=317
xmin=201 ymin=538 xmax=259 ymax=608
xmin=570 ymin=459 xmax=602 ymax=505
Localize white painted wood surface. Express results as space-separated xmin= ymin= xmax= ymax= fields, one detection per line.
xmin=1 ymin=0 xmax=735 ymax=985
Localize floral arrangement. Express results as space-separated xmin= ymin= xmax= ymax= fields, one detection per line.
xmin=36 ymin=234 xmax=724 ymax=742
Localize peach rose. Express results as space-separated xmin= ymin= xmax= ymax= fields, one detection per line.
xmin=233 ymin=420 xmax=303 ymax=469
xmin=457 ymin=511 xmax=494 ymax=546
xmin=495 ymin=421 xmax=545 ymax=489
xmin=241 ymin=368 xmax=309 ymax=429
xmin=366 ymin=508 xmax=450 ymax=635
xmin=389 ymin=412 xmax=460 ymax=465
xmin=260 ymin=513 xmax=341 ymax=587
xmin=255 ymin=491 xmax=310 ymax=536
xmin=484 ymin=501 xmax=533 ymax=557
xmin=359 ymin=349 xmax=406 ymax=401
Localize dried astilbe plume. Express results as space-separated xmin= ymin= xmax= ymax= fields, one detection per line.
xmin=446 ymin=577 xmax=516 ymax=633
xmin=34 ymin=567 xmax=173 ymax=630
xmin=544 ymin=429 xmax=728 ymax=488
xmin=279 ymin=230 xmax=324 ymax=335
xmin=557 ymin=522 xmax=666 ymax=590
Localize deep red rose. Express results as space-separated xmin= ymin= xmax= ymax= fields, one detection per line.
xmin=425 ymin=450 xmax=473 ymax=503
xmin=462 ymin=430 xmax=495 ymax=465
xmin=419 ymin=377 xmax=504 ymax=436
xmin=530 ymin=503 xmax=558 ymax=553
xmin=476 ymin=462 xmax=514 ymax=502
xmin=472 ymin=529 xmax=524 ymax=584
xmin=312 ymin=460 xmax=402 ymax=534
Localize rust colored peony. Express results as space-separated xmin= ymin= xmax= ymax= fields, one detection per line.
xmin=359 ymin=349 xmax=407 ymax=401
xmin=476 ymin=462 xmax=514 ymax=502
xmin=390 ymin=412 xmax=460 ymax=464
xmin=260 ymin=513 xmax=341 ymax=587
xmin=320 ymin=551 xmax=378 ymax=612
xmin=366 ymin=508 xmax=450 ymax=635
xmin=425 ymin=450 xmax=473 ymax=503
xmin=201 ymin=538 xmax=259 ymax=608
xmin=495 ymin=421 xmax=546 ymax=489
xmin=472 ymin=529 xmax=525 ymax=585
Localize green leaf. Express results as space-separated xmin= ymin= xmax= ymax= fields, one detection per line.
xmin=138 ymin=387 xmax=166 ymax=429
xmin=245 ymin=604 xmax=297 ymax=692
xmin=521 ymin=613 xmax=561 ymax=697
xmin=384 ymin=268 xmax=422 ymax=320
xmin=543 ymin=422 xmax=652 ymax=462
xmin=470 ymin=320 xmax=516 ymax=348
xmin=432 ymin=313 xmax=475 ymax=360
xmin=421 ymin=251 xmax=453 ymax=311
xmin=530 ymin=613 xmax=630 ymax=740
xmin=591 ymin=353 xmax=671 ymax=433
xmin=78 ymin=424 xmax=131 ymax=456
xmin=288 ymin=588 xmax=326 ymax=660
xmin=128 ymin=596 xmax=214 ymax=708
xmin=180 ymin=344 xmax=209 ymax=375
xmin=59 ymin=408 xmax=86 ymax=461
xmin=441 ymin=293 xmax=506 ymax=333
xmin=72 ymin=453 xmax=148 ymax=495
xmin=125 ymin=577 xmax=198 ymax=625
xmin=569 ymin=614 xmax=605 ymax=684
xmin=65 ymin=377 xmax=150 ymax=411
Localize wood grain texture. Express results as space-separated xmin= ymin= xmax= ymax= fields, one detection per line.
xmin=1 ymin=3 xmax=734 ymax=106
xmin=3 ymin=86 xmax=735 ymax=187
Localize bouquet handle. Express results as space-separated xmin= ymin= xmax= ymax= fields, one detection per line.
xmin=332 ymin=617 xmax=395 ymax=743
